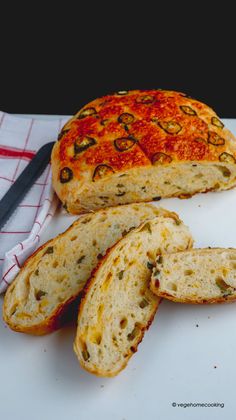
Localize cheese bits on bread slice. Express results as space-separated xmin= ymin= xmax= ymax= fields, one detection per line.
xmin=74 ymin=213 xmax=193 ymax=376
xmin=3 ymin=204 xmax=168 ymax=335
xmin=52 ymin=89 xmax=236 ymax=214
xmin=150 ymin=248 xmax=236 ymax=304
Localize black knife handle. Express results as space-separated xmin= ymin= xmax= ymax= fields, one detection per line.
xmin=0 ymin=141 xmax=55 ymax=231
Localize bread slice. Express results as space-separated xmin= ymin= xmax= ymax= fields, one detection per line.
xmin=52 ymin=89 xmax=236 ymax=214
xmin=74 ymin=214 xmax=193 ymax=376
xmin=150 ymin=248 xmax=236 ymax=304
xmin=3 ymin=203 xmax=168 ymax=335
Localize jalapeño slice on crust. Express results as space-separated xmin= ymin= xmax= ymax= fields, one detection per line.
xmin=158 ymin=120 xmax=182 ymax=135
xmin=93 ymin=164 xmax=115 ymax=181
xmin=219 ymin=152 xmax=236 ymax=164
xmin=74 ymin=136 xmax=96 ymax=154
xmin=180 ymin=105 xmax=197 ymax=116
xmin=152 ymin=152 xmax=172 ymax=165
xmin=60 ymin=167 xmax=73 ymax=183
xmin=114 ymin=136 xmax=137 ymax=152
xmin=118 ymin=113 xmax=135 ymax=125
xmin=208 ymin=131 xmax=225 ymax=146
xmin=78 ymin=107 xmax=97 ymax=119
xmin=211 ymin=116 xmax=224 ymax=129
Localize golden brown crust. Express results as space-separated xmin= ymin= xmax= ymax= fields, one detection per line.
xmin=156 ymin=291 xmax=236 ymax=305
xmin=3 ymin=292 xmax=80 ymax=335
xmin=52 ymin=90 xmax=236 ymax=194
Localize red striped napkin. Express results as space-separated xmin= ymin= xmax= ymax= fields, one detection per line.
xmin=0 ymin=112 xmax=69 ymax=293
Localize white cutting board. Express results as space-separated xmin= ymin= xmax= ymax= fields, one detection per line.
xmin=1 ymin=119 xmax=236 ymax=420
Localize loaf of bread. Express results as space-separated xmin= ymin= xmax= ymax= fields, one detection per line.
xmin=74 ymin=214 xmax=193 ymax=376
xmin=3 ymin=203 xmax=167 ymax=335
xmin=150 ymin=248 xmax=236 ymax=304
xmin=52 ymin=89 xmax=236 ymax=214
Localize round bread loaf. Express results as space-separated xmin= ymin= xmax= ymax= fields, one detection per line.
xmin=52 ymin=90 xmax=236 ymax=214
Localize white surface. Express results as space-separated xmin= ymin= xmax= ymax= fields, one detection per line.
xmin=1 ymin=119 xmax=236 ymax=420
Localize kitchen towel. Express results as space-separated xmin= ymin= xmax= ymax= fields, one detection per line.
xmin=0 ymin=112 xmax=70 ymax=293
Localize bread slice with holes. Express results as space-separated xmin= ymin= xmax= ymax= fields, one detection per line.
xmin=74 ymin=214 xmax=193 ymax=376
xmin=3 ymin=204 xmax=174 ymax=335
xmin=150 ymin=248 xmax=236 ymax=304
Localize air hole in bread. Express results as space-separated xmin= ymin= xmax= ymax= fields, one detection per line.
xmin=127 ymin=323 xmax=142 ymax=341
xmin=91 ymin=332 xmax=102 ymax=345
xmin=70 ymin=236 xmax=78 ymax=241
xmin=128 ymin=260 xmax=135 ymax=267
xmin=230 ymin=262 xmax=236 ymax=270
xmin=117 ymin=270 xmax=124 ymax=280
xmin=114 ymin=256 xmax=120 ymax=265
xmin=81 ymin=217 xmax=92 ymax=224
xmin=97 ymin=304 xmax=104 ymax=320
xmin=127 ymin=327 xmax=139 ymax=341
xmin=53 ymin=261 xmax=59 ymax=268
xmin=167 ymin=282 xmax=177 ymax=291
xmin=120 ymin=317 xmax=128 ymax=329
xmin=139 ymin=298 xmax=149 ymax=308
xmin=56 ymin=274 xmax=67 ymax=283
xmin=77 ymin=255 xmax=85 ymax=264
xmin=184 ymin=269 xmax=194 ymax=276
xmin=82 ymin=348 xmax=90 ymax=361
xmin=194 ymin=173 xmax=203 ymax=179
xmin=101 ymin=272 xmax=112 ymax=291
xmin=34 ymin=289 xmax=47 ymax=301
xmin=112 ymin=336 xmax=118 ymax=347
xmin=216 ymin=165 xmax=231 ymax=178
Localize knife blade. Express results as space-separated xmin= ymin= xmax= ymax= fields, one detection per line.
xmin=0 ymin=141 xmax=55 ymax=231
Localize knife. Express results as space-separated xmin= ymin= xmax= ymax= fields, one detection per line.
xmin=0 ymin=142 xmax=55 ymax=230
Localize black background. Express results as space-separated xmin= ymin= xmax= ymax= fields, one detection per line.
xmin=1 ymin=5 xmax=235 ymax=117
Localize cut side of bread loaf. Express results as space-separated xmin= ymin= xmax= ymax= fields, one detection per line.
xmin=150 ymin=248 xmax=236 ymax=304
xmin=3 ymin=203 xmax=167 ymax=335
xmin=74 ymin=215 xmax=193 ymax=377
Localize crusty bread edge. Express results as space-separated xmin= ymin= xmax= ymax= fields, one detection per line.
xmin=153 ymin=291 xmax=236 ymax=305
